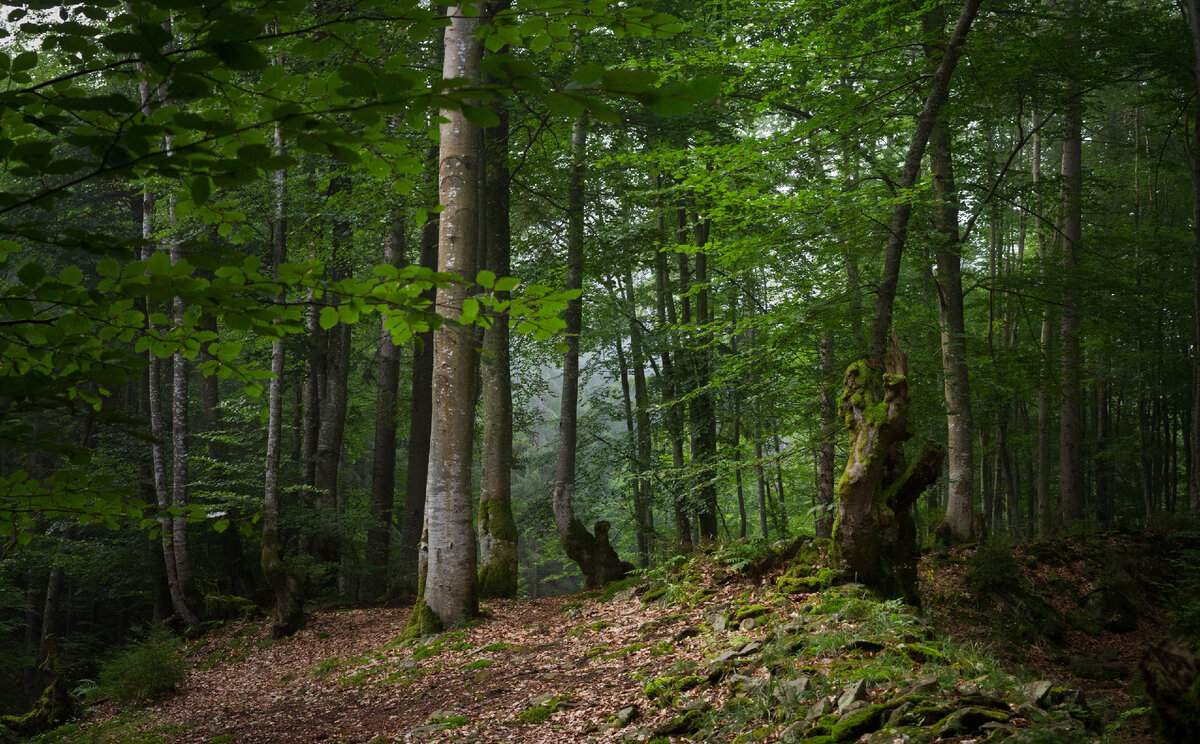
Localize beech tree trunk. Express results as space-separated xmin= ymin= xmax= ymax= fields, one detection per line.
xmin=1185 ymin=0 xmax=1200 ymax=515
xmin=655 ymin=224 xmax=692 ymax=550
xmin=551 ymin=111 xmax=630 ymax=588
xmin=927 ymin=111 xmax=976 ymax=545
xmin=397 ymin=145 xmax=439 ymax=591
xmin=478 ymin=51 xmax=519 ymax=597
xmin=415 ymin=3 xmax=484 ymax=630
xmin=365 ymin=206 xmax=405 ymax=601
xmin=262 ymin=117 xmax=304 ymax=637
xmin=1058 ymin=15 xmax=1085 ymax=526
xmin=625 ymin=270 xmax=654 ymax=566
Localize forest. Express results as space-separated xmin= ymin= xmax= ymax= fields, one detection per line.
xmin=3 ymin=0 xmax=1200 ymax=741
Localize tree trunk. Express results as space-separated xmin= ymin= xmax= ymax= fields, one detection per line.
xmin=689 ymin=220 xmax=719 ymax=540
xmin=655 ymin=225 xmax=692 ymax=550
xmin=365 ymin=205 xmax=405 ymax=601
xmin=262 ymin=116 xmax=304 ymax=637
xmin=551 ymin=111 xmax=629 ymax=588
xmin=312 ymin=176 xmax=352 ymax=576
xmin=927 ymin=109 xmax=976 ymax=546
xmin=1185 ymin=0 xmax=1200 ymax=515
xmin=834 ymin=0 xmax=976 ymax=598
xmin=816 ymin=331 xmax=837 ymax=539
xmin=478 ymin=55 xmax=519 ymax=597
xmin=1058 ymin=22 xmax=1085 ymax=525
xmin=415 ymin=4 xmax=484 ymax=631
xmin=1032 ymin=110 xmax=1057 ymax=539
xmin=625 ymin=270 xmax=654 ymax=566
xmin=397 ymin=146 xmax=439 ymax=592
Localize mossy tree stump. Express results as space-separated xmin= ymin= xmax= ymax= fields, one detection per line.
xmin=832 ymin=340 xmax=943 ymax=602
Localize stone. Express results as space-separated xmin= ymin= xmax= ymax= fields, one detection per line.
xmin=673 ymin=626 xmax=701 ymax=642
xmin=778 ymin=721 xmax=806 ymax=743
xmin=740 ymin=618 xmax=757 ymax=631
xmin=710 ymin=613 xmax=729 ymax=632
xmin=840 ymin=699 xmax=868 ymax=715
xmin=935 ymin=706 xmax=1011 ymax=738
xmin=773 ymin=676 xmax=811 ymax=702
xmin=903 ymin=673 xmax=939 ymax=696
xmin=738 ymin=641 xmax=763 ymax=656
xmin=807 ymin=697 xmax=833 ymax=720
xmin=615 ymin=706 xmax=639 ymax=727
xmin=428 ymin=709 xmax=465 ymax=723
xmin=406 ymin=724 xmax=445 ymax=738
xmin=1016 ymin=702 xmax=1048 ymax=720
xmin=1016 ymin=680 xmax=1053 ymax=706
xmin=1069 ymin=656 xmax=1128 ymax=681
xmin=529 ymin=694 xmax=556 ymax=708
xmin=837 ymin=679 xmax=869 ymax=710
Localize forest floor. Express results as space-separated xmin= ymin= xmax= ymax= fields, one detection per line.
xmin=39 ymin=532 xmax=1181 ymax=744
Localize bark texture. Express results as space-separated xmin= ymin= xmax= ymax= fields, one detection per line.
xmin=421 ymin=4 xmax=483 ymax=627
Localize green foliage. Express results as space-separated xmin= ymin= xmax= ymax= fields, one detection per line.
xmin=91 ymin=625 xmax=185 ymax=705
xmin=1167 ymin=531 xmax=1200 ymax=644
xmin=964 ymin=544 xmax=1022 ymax=596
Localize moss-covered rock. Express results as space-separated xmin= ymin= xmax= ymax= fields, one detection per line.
xmin=653 ymin=708 xmax=708 ymax=736
xmin=830 ymin=704 xmax=888 ymax=742
xmin=935 ymin=706 xmax=1011 ymax=737
xmin=895 ymin=643 xmax=947 ymax=664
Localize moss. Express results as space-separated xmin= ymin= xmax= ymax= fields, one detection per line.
xmin=779 ymin=568 xmax=839 ymax=594
xmin=599 ymin=576 xmax=642 ymax=601
xmin=896 ymin=643 xmax=947 ymax=664
xmin=404 ymin=598 xmax=443 ymax=639
xmin=643 ymin=586 xmax=669 ymax=603
xmin=517 ymin=704 xmax=555 ymax=724
xmin=899 ymin=704 xmax=953 ymax=726
xmin=830 ymin=704 xmax=887 ymax=742
xmin=585 ymin=645 xmax=610 ymax=659
xmin=462 ymin=658 xmax=493 ymax=671
xmin=734 ymin=604 xmax=771 ymax=621
xmin=477 ymin=498 xmax=520 ymax=599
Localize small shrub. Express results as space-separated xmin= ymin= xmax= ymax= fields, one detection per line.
xmin=93 ymin=625 xmax=186 ymax=704
xmin=964 ymin=544 xmax=1021 ymax=595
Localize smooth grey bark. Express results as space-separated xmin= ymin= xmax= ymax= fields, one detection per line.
xmin=654 ymin=214 xmax=692 ymax=550
xmin=262 ymin=117 xmax=303 ymax=637
xmin=1032 ymin=110 xmax=1057 ymax=539
xmin=816 ymin=330 xmax=836 ymax=540
xmin=420 ymin=3 xmax=483 ymax=628
xmin=689 ymin=219 xmax=719 ymax=540
xmin=624 ymin=270 xmax=654 ymax=565
xmin=927 ymin=113 xmax=976 ymax=545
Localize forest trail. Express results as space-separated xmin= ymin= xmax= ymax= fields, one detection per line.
xmin=80 ymin=537 xmax=1173 ymax=744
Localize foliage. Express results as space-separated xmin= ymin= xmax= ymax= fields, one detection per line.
xmin=89 ymin=625 xmax=185 ymax=705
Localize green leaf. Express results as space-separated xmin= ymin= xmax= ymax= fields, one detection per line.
xmin=12 ymin=51 xmax=36 ymax=73
xmin=476 ymin=269 xmax=496 ymax=288
xmin=461 ymin=104 xmax=500 ymax=127
xmin=17 ymin=261 xmax=44 ymax=286
xmin=213 ymin=518 xmax=230 ymax=533
xmin=494 ymin=277 xmax=519 ymax=292
xmin=460 ymin=297 xmax=479 ymax=325
xmin=59 ymin=265 xmax=82 ymax=286
xmin=318 ymin=305 xmax=339 ymax=330
xmin=189 ymin=175 xmax=212 ymax=206
xmin=211 ymin=41 xmax=267 ymax=71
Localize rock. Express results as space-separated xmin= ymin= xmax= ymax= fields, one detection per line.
xmin=902 ymin=673 xmax=940 ymax=696
xmin=953 ymin=681 xmax=980 ymax=697
xmin=727 ymin=674 xmax=764 ymax=694
xmin=778 ymin=721 xmax=806 ymax=743
xmin=619 ymin=725 xmax=653 ymax=742
xmin=1047 ymin=687 xmax=1087 ymax=707
xmin=837 ymin=679 xmax=869 ymax=710
xmin=428 ymin=709 xmax=465 ymax=723
xmin=710 ymin=612 xmax=729 ymax=632
xmin=713 ymin=650 xmax=739 ymax=665
xmin=840 ymin=699 xmax=868 ymax=715
xmin=740 ymin=618 xmax=757 ymax=631
xmin=528 ymin=694 xmax=556 ymax=708
xmin=405 ymin=724 xmax=445 ymax=738
xmin=807 ymin=697 xmax=834 ymax=720
xmin=1083 ymin=581 xmax=1139 ymax=633
xmin=615 ymin=706 xmax=638 ymax=727
xmin=738 ymin=641 xmax=763 ymax=657
xmin=935 ymin=706 xmax=1011 ymax=737
xmin=1016 ymin=702 xmax=1048 ymax=720
xmin=773 ymin=676 xmax=811 ymax=702
xmin=1016 ymin=680 xmax=1053 ymax=706
xmin=830 ymin=703 xmax=887 ymax=741
xmin=652 ymin=708 xmax=706 ymax=736
xmin=843 ymin=639 xmax=886 ymax=653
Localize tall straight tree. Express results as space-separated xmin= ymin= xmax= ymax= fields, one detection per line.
xmin=552 ymin=110 xmax=629 ymax=588
xmin=1184 ymin=0 xmax=1200 ymax=515
xmin=412 ymin=2 xmax=483 ymax=631
xmin=1058 ymin=2 xmax=1085 ymax=526
xmin=477 ymin=6 xmax=519 ymax=597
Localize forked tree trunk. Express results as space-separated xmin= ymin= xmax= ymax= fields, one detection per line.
xmin=551 ymin=111 xmax=630 ymax=588
xmin=833 ymin=0 xmax=977 ymax=599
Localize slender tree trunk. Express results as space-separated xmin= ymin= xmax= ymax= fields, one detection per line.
xmin=655 ymin=228 xmax=692 ymax=549
xmin=414 ymin=4 xmax=484 ymax=631
xmin=550 ymin=111 xmax=629 ymax=588
xmin=625 ymin=270 xmax=654 ymax=565
xmin=397 ymin=146 xmax=439 ymax=591
xmin=365 ymin=206 xmax=405 ymax=600
xmin=690 ymin=220 xmax=719 ymax=539
xmin=754 ymin=421 xmax=769 ymax=540
xmin=312 ymin=177 xmax=353 ymax=576
xmin=262 ymin=115 xmax=304 ymax=637
xmin=301 ymin=288 xmax=326 ymax=489
xmin=816 ymin=331 xmax=836 ymax=539
xmin=927 ymin=110 xmax=976 ymax=545
xmin=1185 ymin=0 xmax=1200 ymax=514
xmin=1058 ymin=24 xmax=1085 ymax=525
xmin=478 ymin=52 xmax=519 ymax=596
xmin=1033 ymin=110 xmax=1057 ymax=539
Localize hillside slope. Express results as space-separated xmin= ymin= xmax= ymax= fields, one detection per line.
xmin=37 ymin=538 xmax=1162 ymax=744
